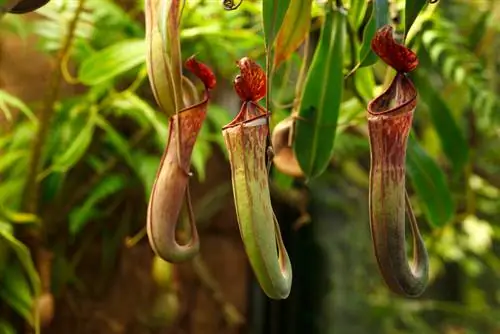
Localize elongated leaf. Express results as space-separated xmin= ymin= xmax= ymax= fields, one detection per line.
xmin=358 ymin=0 xmax=389 ymax=68
xmin=95 ymin=115 xmax=135 ymax=170
xmin=293 ymin=8 xmax=346 ymax=179
xmin=262 ymin=0 xmax=291 ymax=47
xmin=0 ymin=261 xmax=34 ymax=323
xmin=78 ymin=39 xmax=146 ymax=85
xmin=110 ymin=92 xmax=168 ymax=142
xmin=407 ymin=136 xmax=454 ymax=228
xmin=404 ymin=0 xmax=427 ymax=37
xmin=273 ymin=0 xmax=312 ymax=68
xmin=0 ymin=207 xmax=41 ymax=225
xmin=0 ymin=150 xmax=26 ymax=173
xmin=69 ymin=174 xmax=127 ymax=235
xmin=133 ymin=153 xmax=161 ymax=201
xmin=0 ymin=222 xmax=39 ymax=322
xmin=191 ymin=125 xmax=212 ymax=181
xmin=353 ymin=66 xmax=375 ymax=103
xmin=0 ymin=319 xmax=15 ymax=334
xmin=52 ymin=111 xmax=96 ymax=172
xmin=349 ymin=0 xmax=368 ymax=29
xmin=0 ymin=90 xmax=37 ymax=124
xmin=412 ymin=72 xmax=469 ymax=172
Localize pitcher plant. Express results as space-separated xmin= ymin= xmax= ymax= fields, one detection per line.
xmin=145 ymin=0 xmax=217 ymax=263
xmin=222 ymin=58 xmax=292 ymax=299
xmin=367 ymin=25 xmax=429 ymax=297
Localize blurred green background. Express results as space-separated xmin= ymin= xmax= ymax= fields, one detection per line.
xmin=0 ymin=0 xmax=499 ymax=333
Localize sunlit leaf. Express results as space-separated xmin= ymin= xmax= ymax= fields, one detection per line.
xmin=349 ymin=0 xmax=368 ymax=29
xmin=110 ymin=91 xmax=168 ymax=143
xmin=353 ymin=66 xmax=375 ymax=103
xmin=0 ymin=150 xmax=27 ymax=173
xmin=78 ymin=39 xmax=146 ymax=85
xmin=357 ymin=0 xmax=389 ymax=68
xmin=404 ymin=0 xmax=427 ymax=37
xmin=407 ymin=136 xmax=454 ymax=228
xmin=0 ymin=90 xmax=37 ymax=124
xmin=262 ymin=0 xmax=291 ymax=47
xmin=294 ymin=8 xmax=346 ymax=178
xmin=52 ymin=110 xmax=96 ymax=172
xmin=0 ymin=207 xmax=41 ymax=225
xmin=0 ymin=262 xmax=34 ymax=323
xmin=0 ymin=221 xmax=39 ymax=322
xmin=273 ymin=0 xmax=312 ymax=68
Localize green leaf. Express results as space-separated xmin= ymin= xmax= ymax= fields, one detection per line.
xmin=191 ymin=125 xmax=212 ymax=182
xmin=110 ymin=91 xmax=168 ymax=143
xmin=404 ymin=0 xmax=427 ymax=37
xmin=357 ymin=0 xmax=389 ymax=68
xmin=95 ymin=115 xmax=135 ymax=170
xmin=78 ymin=39 xmax=146 ymax=85
xmin=0 ymin=261 xmax=34 ymax=323
xmin=0 ymin=222 xmax=39 ymax=322
xmin=273 ymin=0 xmax=312 ymax=68
xmin=0 ymin=90 xmax=37 ymax=124
xmin=52 ymin=110 xmax=96 ymax=172
xmin=412 ymin=72 xmax=469 ymax=173
xmin=353 ymin=66 xmax=375 ymax=103
xmin=0 ymin=207 xmax=41 ymax=225
xmin=0 ymin=319 xmax=16 ymax=334
xmin=133 ymin=153 xmax=161 ymax=201
xmin=349 ymin=0 xmax=368 ymax=29
xmin=293 ymin=8 xmax=346 ymax=179
xmin=206 ymin=104 xmax=232 ymax=157
xmin=407 ymin=136 xmax=454 ymax=228
xmin=69 ymin=174 xmax=127 ymax=236
xmin=262 ymin=0 xmax=291 ymax=47
xmin=0 ymin=150 xmax=27 ymax=173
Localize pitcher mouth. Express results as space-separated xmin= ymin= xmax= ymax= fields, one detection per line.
xmin=367 ymin=73 xmax=417 ymax=117
xmin=222 ymin=102 xmax=269 ymax=130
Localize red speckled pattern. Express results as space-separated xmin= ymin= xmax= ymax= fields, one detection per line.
xmin=185 ymin=56 xmax=217 ymax=90
xmin=234 ymin=57 xmax=266 ymax=102
xmin=367 ymin=73 xmax=417 ymax=173
xmin=371 ymin=25 xmax=419 ymax=73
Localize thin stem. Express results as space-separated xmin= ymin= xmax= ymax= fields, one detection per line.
xmin=346 ymin=19 xmax=358 ymax=72
xmin=22 ymin=0 xmax=87 ymax=214
xmin=125 ymin=226 xmax=147 ymax=248
xmin=192 ymin=256 xmax=245 ymax=326
xmin=293 ymin=33 xmax=310 ymax=109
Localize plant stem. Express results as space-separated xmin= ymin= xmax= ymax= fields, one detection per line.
xmin=22 ymin=0 xmax=87 ymax=215
xmin=192 ymin=256 xmax=245 ymax=327
xmin=17 ymin=4 xmax=86 ymax=331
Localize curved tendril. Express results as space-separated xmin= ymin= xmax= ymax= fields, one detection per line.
xmin=222 ymin=0 xmax=243 ymax=11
